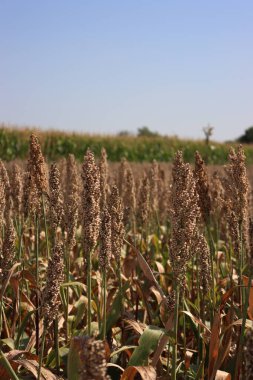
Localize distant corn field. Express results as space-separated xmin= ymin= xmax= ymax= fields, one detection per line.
xmin=0 ymin=133 xmax=253 ymax=379
xmin=2 ymin=124 xmax=253 ymax=164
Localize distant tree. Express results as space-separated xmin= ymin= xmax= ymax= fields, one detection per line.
xmin=203 ymin=124 xmax=214 ymax=145
xmin=137 ymin=126 xmax=159 ymax=137
xmin=118 ymin=130 xmax=132 ymax=136
xmin=238 ymin=126 xmax=253 ymax=143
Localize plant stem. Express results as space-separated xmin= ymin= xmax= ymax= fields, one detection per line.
xmin=172 ymin=286 xmax=179 ymax=380
xmin=42 ymin=194 xmax=50 ymax=259
xmin=38 ymin=325 xmax=47 ymax=380
xmin=87 ymin=249 xmax=92 ymax=336
xmin=35 ymin=214 xmax=40 ymax=356
xmin=54 ymin=319 xmax=60 ymax=375
xmin=0 ymin=349 xmax=20 ymax=380
xmin=102 ymin=269 xmax=107 ymax=340
xmin=234 ymin=272 xmax=252 ymax=379
xmin=65 ymin=244 xmax=70 ymax=342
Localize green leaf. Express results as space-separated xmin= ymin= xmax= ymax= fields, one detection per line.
xmin=106 ymin=282 xmax=130 ymax=333
xmin=15 ymin=309 xmax=36 ymax=349
xmin=67 ymin=338 xmax=83 ymax=380
xmin=128 ymin=326 xmax=163 ymax=367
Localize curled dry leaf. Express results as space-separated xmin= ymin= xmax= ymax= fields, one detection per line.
xmin=120 ymin=365 xmax=156 ymax=380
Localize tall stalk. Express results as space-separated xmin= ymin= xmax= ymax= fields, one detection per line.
xmin=87 ymin=249 xmax=92 ymax=336
xmin=172 ymin=286 xmax=179 ymax=380
xmin=38 ymin=325 xmax=47 ymax=380
xmin=102 ymin=270 xmax=107 ymax=340
xmin=35 ymin=214 xmax=40 ymax=356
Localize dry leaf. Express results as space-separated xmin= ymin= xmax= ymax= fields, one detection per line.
xmin=121 ymin=365 xmax=156 ymax=380
xmin=215 ymin=370 xmax=231 ymax=380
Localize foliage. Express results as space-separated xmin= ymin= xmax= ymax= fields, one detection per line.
xmin=2 ymin=125 xmax=253 ymax=164
xmin=238 ymin=126 xmax=253 ymax=143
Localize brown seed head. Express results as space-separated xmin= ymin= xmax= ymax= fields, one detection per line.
xmin=137 ymin=173 xmax=150 ymax=227
xmin=123 ymin=167 xmax=136 ymax=227
xmin=149 ymin=160 xmax=159 ymax=213
xmin=99 ymin=207 xmax=112 ymax=272
xmin=0 ymin=216 xmax=16 ymax=281
xmin=82 ymin=149 xmax=100 ymax=253
xmin=42 ymin=242 xmax=64 ymax=326
xmin=65 ymin=154 xmax=79 ymax=249
xmin=49 ymin=163 xmax=64 ymax=233
xmin=194 ymin=151 xmax=211 ymax=224
xmin=118 ymin=158 xmax=127 ymax=196
xmin=108 ymin=185 xmax=124 ymax=263
xmin=223 ymin=145 xmax=249 ymax=251
xmin=79 ymin=336 xmax=110 ymax=380
xmin=28 ymin=134 xmax=48 ymax=196
xmin=11 ymin=164 xmax=23 ymax=217
xmin=169 ymin=151 xmax=200 ymax=288
xmin=99 ymin=148 xmax=108 ymax=211
xmin=192 ymin=232 xmax=211 ymax=294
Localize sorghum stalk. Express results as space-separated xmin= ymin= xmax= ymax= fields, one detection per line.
xmin=82 ymin=149 xmax=100 ymax=336
xmin=108 ymin=185 xmax=124 ymax=313
xmin=172 ymin=286 xmax=179 ymax=380
xmin=99 ymin=208 xmax=112 ymax=340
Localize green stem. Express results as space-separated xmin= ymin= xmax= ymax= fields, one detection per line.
xmin=116 ymin=261 xmax=123 ymax=314
xmin=172 ymin=286 xmax=179 ymax=380
xmin=0 ymin=349 xmax=20 ymax=380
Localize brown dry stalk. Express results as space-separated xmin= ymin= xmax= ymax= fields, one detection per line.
xmin=82 ymin=149 xmax=100 ymax=254
xmin=42 ymin=242 xmax=64 ymax=326
xmin=49 ymin=163 xmax=64 ymax=234
xmin=169 ymin=151 xmax=200 ymax=288
xmin=194 ymin=151 xmax=211 ymax=224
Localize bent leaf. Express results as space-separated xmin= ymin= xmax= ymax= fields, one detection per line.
xmin=121 ymin=365 xmax=156 ymax=380
xmin=128 ymin=326 xmax=163 ymax=367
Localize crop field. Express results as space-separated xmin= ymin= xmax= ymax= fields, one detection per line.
xmin=0 ymin=133 xmax=253 ymax=380
xmin=2 ymin=125 xmax=253 ymax=165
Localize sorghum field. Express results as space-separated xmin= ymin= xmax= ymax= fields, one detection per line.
xmin=0 ymin=134 xmax=253 ymax=380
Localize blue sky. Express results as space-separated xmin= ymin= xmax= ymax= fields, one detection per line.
xmin=0 ymin=1 xmax=253 ymax=141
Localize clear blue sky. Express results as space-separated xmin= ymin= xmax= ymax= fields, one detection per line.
xmin=1 ymin=1 xmax=253 ymax=141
